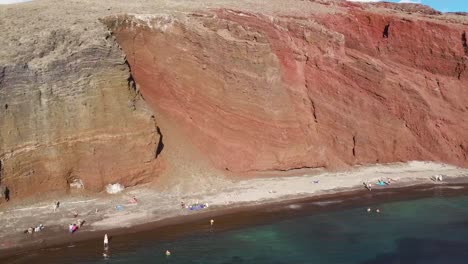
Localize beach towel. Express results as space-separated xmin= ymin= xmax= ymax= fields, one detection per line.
xmin=189 ymin=204 xmax=206 ymax=211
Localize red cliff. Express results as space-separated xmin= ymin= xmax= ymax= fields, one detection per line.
xmin=105 ymin=4 xmax=468 ymax=174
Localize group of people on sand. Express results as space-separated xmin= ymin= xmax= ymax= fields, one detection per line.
xmin=377 ymin=178 xmax=392 ymax=186
xmin=364 ymin=178 xmax=396 ymax=191
xmin=24 ymin=224 xmax=45 ymax=234
xmin=432 ymin=175 xmax=444 ymax=182
xmin=69 ymin=219 xmax=85 ymax=233
xmin=180 ymin=200 xmax=209 ymax=210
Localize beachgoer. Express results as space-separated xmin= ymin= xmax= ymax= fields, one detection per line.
xmin=363 ymin=182 xmax=371 ymax=191
xmin=180 ymin=201 xmax=185 ymax=209
xmin=69 ymin=224 xmax=73 ymax=233
xmin=367 ymin=208 xmax=371 ymax=213
xmin=53 ymin=201 xmax=60 ymax=212
xmin=4 ymin=187 xmax=10 ymax=202
xmin=27 ymin=227 xmax=34 ymax=234
xmin=130 ymin=196 xmax=138 ymax=204
xmin=210 ymin=219 xmax=214 ymax=226
xmin=73 ymin=211 xmax=78 ymax=218
xmin=104 ymin=234 xmax=109 ymax=247
xmin=376 ymin=209 xmax=380 ymax=213
xmin=34 ymin=225 xmax=41 ymax=232
xmin=165 ymin=250 xmax=171 ymax=257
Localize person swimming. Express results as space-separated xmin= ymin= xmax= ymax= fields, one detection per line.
xmin=165 ymin=250 xmax=171 ymax=257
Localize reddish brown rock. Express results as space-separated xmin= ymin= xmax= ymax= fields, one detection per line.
xmin=106 ymin=4 xmax=468 ymax=173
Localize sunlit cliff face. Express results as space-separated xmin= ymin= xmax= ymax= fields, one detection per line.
xmin=103 ymin=9 xmax=468 ymax=174
xmin=1 ymin=1 xmax=467 ymax=199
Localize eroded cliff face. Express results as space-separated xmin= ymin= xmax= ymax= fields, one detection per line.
xmin=1 ymin=0 xmax=467 ymax=200
xmin=0 ymin=22 xmax=163 ymax=199
xmin=104 ymin=5 xmax=468 ymax=173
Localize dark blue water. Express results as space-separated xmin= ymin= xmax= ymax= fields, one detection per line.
xmin=11 ymin=193 xmax=468 ymax=264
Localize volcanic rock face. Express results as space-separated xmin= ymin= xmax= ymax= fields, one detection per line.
xmin=1 ymin=0 xmax=468 ymax=199
xmin=0 ymin=22 xmax=162 ymax=198
xmin=105 ymin=6 xmax=468 ymax=173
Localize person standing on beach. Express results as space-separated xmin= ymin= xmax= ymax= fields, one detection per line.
xmin=4 ymin=186 xmax=10 ymax=202
xmin=103 ymin=234 xmax=110 ymax=259
xmin=53 ymin=201 xmax=60 ymax=212
xmin=104 ymin=234 xmax=109 ymax=247
xmin=210 ymin=219 xmax=214 ymax=226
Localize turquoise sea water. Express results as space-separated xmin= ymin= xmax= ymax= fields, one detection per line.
xmin=10 ymin=191 xmax=468 ymax=264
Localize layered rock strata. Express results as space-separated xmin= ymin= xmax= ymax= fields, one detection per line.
xmin=1 ymin=0 xmax=467 ymax=199
xmin=104 ymin=6 xmax=468 ymax=173
xmin=0 ymin=22 xmax=162 ymax=198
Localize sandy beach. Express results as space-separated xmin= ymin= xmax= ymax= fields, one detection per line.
xmin=1 ymin=161 xmax=468 ymax=259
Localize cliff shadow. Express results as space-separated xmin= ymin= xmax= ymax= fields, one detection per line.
xmin=155 ymin=126 xmax=164 ymax=159
xmin=383 ymin=24 xmax=390 ymax=38
xmin=462 ymin=31 xmax=467 ymax=55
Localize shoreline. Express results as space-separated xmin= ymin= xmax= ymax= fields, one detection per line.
xmin=3 ymin=182 xmax=468 ymax=262
xmin=1 ymin=161 xmax=468 ymax=260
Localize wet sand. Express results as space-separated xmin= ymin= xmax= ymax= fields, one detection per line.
xmin=0 ymin=161 xmax=467 ymax=261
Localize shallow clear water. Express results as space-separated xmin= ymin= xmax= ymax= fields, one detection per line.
xmin=12 ymin=193 xmax=468 ymax=264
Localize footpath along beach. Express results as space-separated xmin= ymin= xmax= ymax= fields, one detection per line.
xmin=1 ymin=161 xmax=468 ymax=259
